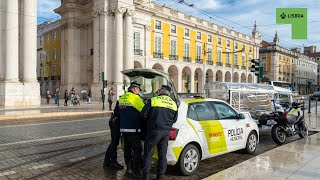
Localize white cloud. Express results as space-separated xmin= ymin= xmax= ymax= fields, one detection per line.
xmin=37 ymin=0 xmax=61 ymax=24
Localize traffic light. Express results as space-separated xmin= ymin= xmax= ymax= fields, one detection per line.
xmin=99 ymin=72 xmax=104 ymax=81
xmin=250 ymin=59 xmax=260 ymax=75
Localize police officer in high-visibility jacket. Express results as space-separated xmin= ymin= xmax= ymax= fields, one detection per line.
xmin=141 ymin=85 xmax=178 ymax=180
xmin=119 ymin=82 xmax=145 ymax=178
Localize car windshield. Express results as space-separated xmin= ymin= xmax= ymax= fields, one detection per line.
xmin=278 ymin=94 xmax=291 ymax=105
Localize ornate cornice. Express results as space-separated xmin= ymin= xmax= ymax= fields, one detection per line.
xmin=62 ymin=22 xmax=88 ymax=30
xmin=126 ymin=9 xmax=134 ymax=16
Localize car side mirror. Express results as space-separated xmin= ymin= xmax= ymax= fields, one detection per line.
xmin=238 ymin=113 xmax=245 ymax=119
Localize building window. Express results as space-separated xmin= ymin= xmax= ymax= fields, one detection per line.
xmin=207 ymin=48 xmax=212 ymax=62
xmin=52 ymin=66 xmax=56 ymax=76
xmin=227 ymin=40 xmax=230 ymax=47
xmin=243 ymin=45 xmax=246 ymax=51
xmin=46 ymin=34 xmax=49 ymax=42
xmin=40 ymin=36 xmax=43 ymax=46
xmin=218 ymin=38 xmax=222 ymax=45
xmin=53 ymin=31 xmax=57 ymax=41
xmin=171 ymin=24 xmax=176 ymax=34
xmin=185 ymin=28 xmax=189 ymax=37
xmin=134 ymin=32 xmax=140 ymax=53
xmin=226 ymin=54 xmax=230 ymax=64
xmin=217 ymin=50 xmax=222 ymax=62
xmin=155 ymin=37 xmax=161 ymax=53
xmin=234 ymin=54 xmax=238 ymax=65
xmin=155 ymin=20 xmax=161 ymax=30
xmin=196 ymin=45 xmax=202 ymax=60
xmin=262 ymin=54 xmax=266 ymax=60
xmin=249 ymin=46 xmax=252 ymax=53
xmin=53 ymin=49 xmax=56 ymax=60
xmin=184 ymin=43 xmax=190 ymax=57
xmin=208 ymin=35 xmax=212 ymax=42
xmin=235 ymin=42 xmax=238 ymax=50
xmin=242 ymin=56 xmax=245 ymax=66
xmin=170 ymin=40 xmax=176 ymax=55
xmin=197 ymin=32 xmax=201 ymax=40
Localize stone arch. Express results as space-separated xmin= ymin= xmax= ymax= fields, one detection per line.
xmin=206 ymin=69 xmax=214 ymax=83
xmin=286 ymin=78 xmax=289 ymax=82
xmin=152 ymin=63 xmax=164 ymax=71
xmin=248 ymin=74 xmax=253 ymax=83
xmin=194 ymin=68 xmax=203 ymax=93
xmin=225 ymin=71 xmax=231 ymax=82
xmin=134 ymin=61 xmax=143 ymax=68
xmin=182 ymin=66 xmax=191 ymax=93
xmin=216 ymin=70 xmax=223 ymax=82
xmin=240 ymin=73 xmax=246 ymax=83
xmin=233 ymin=72 xmax=239 ymax=83
xmin=168 ymin=65 xmax=179 ymax=90
xmin=282 ymin=77 xmax=286 ymax=81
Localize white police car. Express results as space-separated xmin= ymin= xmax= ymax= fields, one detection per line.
xmin=122 ymin=69 xmax=259 ymax=175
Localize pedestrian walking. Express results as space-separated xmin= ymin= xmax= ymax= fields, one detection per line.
xmin=103 ymin=101 xmax=124 ymax=170
xmin=46 ymin=89 xmax=51 ymax=104
xmin=64 ymin=90 xmax=68 ymax=106
xmin=119 ymin=82 xmax=145 ymax=178
xmin=141 ymin=85 xmax=178 ymax=180
xmin=88 ymin=89 xmax=92 ymax=104
xmin=108 ymin=87 xmax=115 ymax=111
xmin=55 ymin=87 xmax=60 ymax=106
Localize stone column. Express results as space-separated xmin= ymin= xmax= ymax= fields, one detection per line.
xmin=124 ymin=10 xmax=134 ymax=84
xmin=190 ymin=71 xmax=195 ymax=93
xmin=114 ymin=8 xmax=125 ymax=98
xmin=114 ymin=8 xmax=125 ymax=83
xmin=92 ymin=11 xmax=100 ymax=85
xmin=5 ymin=0 xmax=19 ymax=82
xmin=22 ymin=0 xmax=37 ymax=82
xmin=0 ymin=0 xmax=5 ymax=81
xmin=178 ymin=70 xmax=182 ymax=93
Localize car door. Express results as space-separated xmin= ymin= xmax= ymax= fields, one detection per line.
xmin=212 ymin=102 xmax=246 ymax=152
xmin=187 ymin=101 xmax=227 ymax=156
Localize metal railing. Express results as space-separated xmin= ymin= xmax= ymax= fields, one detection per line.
xmin=196 ymin=58 xmax=203 ymax=64
xmin=234 ymin=65 xmax=239 ymax=68
xmin=217 ymin=62 xmax=223 ymax=66
xmin=134 ymin=49 xmax=143 ymax=56
xmin=207 ymin=61 xmax=213 ymax=65
xmin=183 ymin=56 xmax=191 ymax=62
xmin=169 ymin=55 xmax=178 ymax=60
xmin=153 ymin=52 xmax=163 ymax=58
xmin=241 ymin=66 xmax=246 ymax=70
xmin=226 ymin=63 xmax=231 ymax=67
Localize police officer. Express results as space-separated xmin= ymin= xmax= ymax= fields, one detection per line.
xmin=119 ymin=82 xmax=145 ymax=178
xmin=141 ymin=85 xmax=178 ymax=180
xmin=103 ymin=101 xmax=124 ymax=170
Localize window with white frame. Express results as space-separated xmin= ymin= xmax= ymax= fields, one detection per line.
xmin=218 ymin=37 xmax=222 ymax=45
xmin=243 ymin=45 xmax=246 ymax=51
xmin=207 ymin=48 xmax=212 ymax=62
xmin=40 ymin=36 xmax=43 ymax=46
xmin=208 ymin=35 xmax=212 ymax=42
xmin=242 ymin=56 xmax=245 ymax=66
xmin=53 ymin=31 xmax=57 ymax=41
xmin=52 ymin=66 xmax=56 ymax=76
xmin=134 ymin=32 xmax=140 ymax=50
xmin=170 ymin=40 xmax=176 ymax=55
xmin=234 ymin=54 xmax=238 ymax=65
xmin=171 ymin=24 xmax=176 ymax=34
xmin=227 ymin=40 xmax=230 ymax=47
xmin=155 ymin=20 xmax=161 ymax=30
xmin=217 ymin=50 xmax=222 ymax=62
xmin=46 ymin=34 xmax=49 ymax=42
xmin=53 ymin=49 xmax=56 ymax=60
xmin=197 ymin=32 xmax=201 ymax=40
xmin=155 ymin=37 xmax=161 ymax=53
xmin=235 ymin=42 xmax=238 ymax=50
xmin=226 ymin=54 xmax=230 ymax=64
xmin=184 ymin=43 xmax=190 ymax=57
xmin=185 ymin=28 xmax=190 ymax=37
xmin=196 ymin=45 xmax=202 ymax=60
xmin=262 ymin=54 xmax=266 ymax=60
xmin=249 ymin=46 xmax=252 ymax=52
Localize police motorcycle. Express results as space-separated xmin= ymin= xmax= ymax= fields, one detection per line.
xmin=266 ymin=99 xmax=308 ymax=145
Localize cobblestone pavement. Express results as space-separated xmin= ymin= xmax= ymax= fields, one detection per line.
xmin=0 ymin=118 xmax=316 ymax=180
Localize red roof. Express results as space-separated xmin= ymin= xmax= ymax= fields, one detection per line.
xmin=305 ymin=52 xmax=320 ymax=57
xmin=261 ymin=40 xmax=272 ymax=47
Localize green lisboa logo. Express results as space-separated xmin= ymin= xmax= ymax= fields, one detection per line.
xmin=276 ymin=8 xmax=307 ymax=39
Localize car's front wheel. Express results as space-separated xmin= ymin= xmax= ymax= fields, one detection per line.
xmin=245 ymin=131 xmax=257 ymax=154
xmin=178 ymin=144 xmax=200 ymax=176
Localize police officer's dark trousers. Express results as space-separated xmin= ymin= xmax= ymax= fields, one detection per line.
xmin=104 ymin=120 xmax=120 ymax=165
xmin=143 ymin=130 xmax=170 ymax=180
xmin=123 ymin=133 xmax=142 ymax=173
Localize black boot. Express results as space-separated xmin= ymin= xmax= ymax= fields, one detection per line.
xmin=110 ymin=162 xmax=124 ymax=170
xmin=125 ymin=159 xmax=133 ymax=175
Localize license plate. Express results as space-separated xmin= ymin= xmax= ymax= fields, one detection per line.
xmin=267 ymin=120 xmax=275 ymax=125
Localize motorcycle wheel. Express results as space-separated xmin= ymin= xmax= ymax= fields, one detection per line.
xmin=271 ymin=124 xmax=286 ymax=145
xmin=299 ymin=122 xmax=309 ymax=138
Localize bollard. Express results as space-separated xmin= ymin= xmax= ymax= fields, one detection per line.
xmin=308 ymin=95 xmax=311 ymax=113
xmin=316 ymin=98 xmax=318 ymax=114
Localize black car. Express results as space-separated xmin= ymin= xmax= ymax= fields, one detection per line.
xmin=310 ymin=91 xmax=320 ymax=100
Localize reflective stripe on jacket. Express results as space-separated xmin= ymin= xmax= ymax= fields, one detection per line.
xmin=119 ymin=92 xmax=145 ymax=133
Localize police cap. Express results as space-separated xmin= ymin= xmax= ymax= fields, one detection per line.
xmin=160 ymin=85 xmax=171 ymax=92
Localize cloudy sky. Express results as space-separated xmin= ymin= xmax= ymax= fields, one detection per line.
xmin=38 ymin=0 xmax=320 ymax=52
